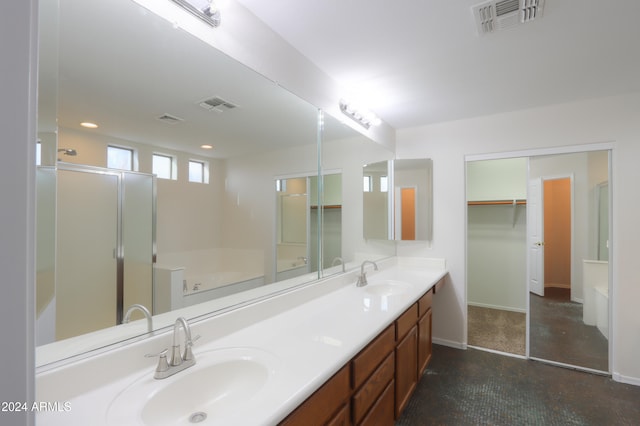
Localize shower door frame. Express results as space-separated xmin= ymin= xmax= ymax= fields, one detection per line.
xmin=55 ymin=163 xmax=156 ymax=326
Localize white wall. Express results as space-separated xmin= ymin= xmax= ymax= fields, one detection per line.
xmin=396 ymin=92 xmax=640 ymax=384
xmin=1 ymin=0 xmax=37 ymax=423
xmin=466 ymin=158 xmax=528 ymax=312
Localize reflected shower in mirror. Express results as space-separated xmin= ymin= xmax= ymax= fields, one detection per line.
xmin=362 ymin=159 xmax=433 ymax=241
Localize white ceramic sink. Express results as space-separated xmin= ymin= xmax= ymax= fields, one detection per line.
xmin=106 ymin=347 xmax=280 ymax=425
xmin=364 ymin=279 xmax=413 ymax=296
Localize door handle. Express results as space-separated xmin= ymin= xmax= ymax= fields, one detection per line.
xmin=535 ymin=241 xmax=545 ymax=247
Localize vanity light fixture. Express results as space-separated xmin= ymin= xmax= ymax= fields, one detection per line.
xmin=171 ymin=0 xmax=221 ymax=27
xmin=339 ymin=99 xmax=382 ymax=129
xmin=80 ymin=122 xmax=98 ymax=129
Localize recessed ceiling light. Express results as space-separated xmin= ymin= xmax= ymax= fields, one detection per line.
xmin=80 ymin=122 xmax=98 ymax=129
xmin=200 ymin=144 xmax=213 ymax=149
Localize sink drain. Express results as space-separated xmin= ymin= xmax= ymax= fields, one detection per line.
xmin=189 ymin=412 xmax=207 ymax=423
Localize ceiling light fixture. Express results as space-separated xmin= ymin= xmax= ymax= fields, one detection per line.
xmin=171 ymin=0 xmax=221 ymax=27
xmin=200 ymin=144 xmax=213 ymax=149
xmin=80 ymin=122 xmax=98 ymax=129
xmin=339 ymin=99 xmax=381 ymax=129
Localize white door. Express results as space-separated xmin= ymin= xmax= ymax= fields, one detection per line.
xmin=528 ymin=178 xmax=544 ymax=296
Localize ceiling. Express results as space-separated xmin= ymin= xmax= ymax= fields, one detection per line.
xmin=43 ymin=0 xmax=640 ymax=159
xmin=235 ymin=0 xmax=640 ymax=129
xmin=44 ymin=0 xmax=356 ymax=160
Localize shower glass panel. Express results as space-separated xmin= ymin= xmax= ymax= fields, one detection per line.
xmin=122 ymin=172 xmax=155 ymax=320
xmin=276 ymin=177 xmax=311 ymax=281
xmin=56 ymin=168 xmax=119 ymax=340
xmin=36 ymin=165 xmax=156 ymax=343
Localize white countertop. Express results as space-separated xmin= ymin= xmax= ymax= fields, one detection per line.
xmin=36 ymin=257 xmax=447 ymax=426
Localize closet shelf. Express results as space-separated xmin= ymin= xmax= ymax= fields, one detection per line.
xmin=467 ymin=199 xmax=526 ymax=227
xmin=310 ymin=205 xmax=342 ymax=210
xmin=467 ymin=200 xmax=526 ymax=206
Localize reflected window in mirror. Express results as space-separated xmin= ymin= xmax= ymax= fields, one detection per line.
xmin=152 ymin=154 xmax=176 ymax=180
xmin=363 ymin=175 xmax=372 ymax=192
xmin=107 ymin=145 xmax=134 ymax=171
xmin=188 ymin=160 xmax=208 ymax=184
xmin=380 ymin=175 xmax=388 ymax=192
xmin=36 ymin=141 xmax=42 ymax=166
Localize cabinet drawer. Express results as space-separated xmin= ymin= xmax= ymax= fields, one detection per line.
xmin=418 ymin=289 xmax=432 ymax=318
xmin=352 ymin=325 xmax=395 ymax=389
xmin=359 ymin=380 xmax=395 ymax=426
xmin=352 ymin=352 xmax=395 ymax=424
xmin=395 ymin=303 xmax=418 ymax=341
xmin=326 ymin=403 xmax=350 ymax=426
xmin=280 ymin=365 xmax=351 ymax=426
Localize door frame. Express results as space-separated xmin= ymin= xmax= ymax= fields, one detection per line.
xmin=465 ymin=142 xmax=614 ymax=373
xmin=538 ymin=175 xmax=575 ymax=299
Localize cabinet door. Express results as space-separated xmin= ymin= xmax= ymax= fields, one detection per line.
xmin=418 ymin=307 xmax=432 ymax=375
xmin=395 ymin=325 xmax=418 ymax=418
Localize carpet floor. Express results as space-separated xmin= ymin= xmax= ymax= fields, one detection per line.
xmin=467 ymin=306 xmax=526 ymax=356
xmin=396 ymin=345 xmax=640 ymax=426
xmin=530 ymin=288 xmax=608 ymax=372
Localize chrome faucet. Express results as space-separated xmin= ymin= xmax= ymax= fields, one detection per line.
xmin=146 ymin=316 xmax=199 ymax=379
xmin=123 ymin=304 xmax=153 ymax=333
xmin=332 ymin=257 xmax=346 ymax=272
xmin=356 ymin=260 xmax=378 ymax=287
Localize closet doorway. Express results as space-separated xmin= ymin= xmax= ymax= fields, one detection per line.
xmin=466 ymin=148 xmax=612 ymax=374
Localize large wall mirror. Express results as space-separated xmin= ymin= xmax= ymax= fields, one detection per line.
xmin=363 ymin=159 xmax=433 ymax=241
xmin=36 ymin=0 xmax=395 ymax=367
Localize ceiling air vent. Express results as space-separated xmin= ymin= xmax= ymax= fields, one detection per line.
xmin=198 ymin=96 xmax=238 ymax=113
xmin=472 ymin=0 xmax=545 ymax=35
xmin=156 ymin=113 xmax=184 ymax=124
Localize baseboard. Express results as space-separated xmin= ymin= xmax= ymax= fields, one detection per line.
xmin=545 ymin=283 xmax=571 ymax=289
xmin=613 ymin=372 xmax=640 ymax=387
xmin=571 ymin=296 xmax=584 ymax=304
xmin=433 ymin=337 xmax=465 ymax=349
xmin=467 ymin=302 xmax=526 ymax=314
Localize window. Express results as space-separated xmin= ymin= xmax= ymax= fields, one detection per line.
xmin=363 ymin=175 xmax=372 ymax=192
xmin=152 ymin=154 xmax=175 ymax=180
xmin=276 ymin=179 xmax=287 ymax=192
xmin=188 ymin=160 xmax=208 ymax=183
xmin=36 ymin=141 xmax=41 ymax=166
xmin=107 ymin=146 xmax=134 ymax=171
xmin=380 ymin=176 xmax=388 ymax=193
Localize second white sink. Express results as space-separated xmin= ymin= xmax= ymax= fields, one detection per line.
xmin=364 ymin=279 xmax=413 ymax=296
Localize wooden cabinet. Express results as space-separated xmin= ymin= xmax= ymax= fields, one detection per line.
xmin=394 ymin=305 xmax=419 ymax=418
xmin=359 ymin=380 xmax=395 ymax=426
xmin=281 ymin=278 xmax=444 ymax=426
xmin=418 ymin=289 xmax=433 ymax=375
xmin=352 ymin=325 xmax=395 ymax=425
xmin=280 ymin=365 xmax=351 ymax=426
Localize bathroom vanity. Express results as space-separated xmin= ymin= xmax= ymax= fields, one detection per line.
xmin=36 ymin=257 xmax=446 ymax=426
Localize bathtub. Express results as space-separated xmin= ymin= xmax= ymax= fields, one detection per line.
xmin=182 ymin=271 xmax=265 ymax=307
xmin=154 ymin=248 xmax=265 ymax=313
xmin=595 ymin=285 xmax=609 ymax=340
